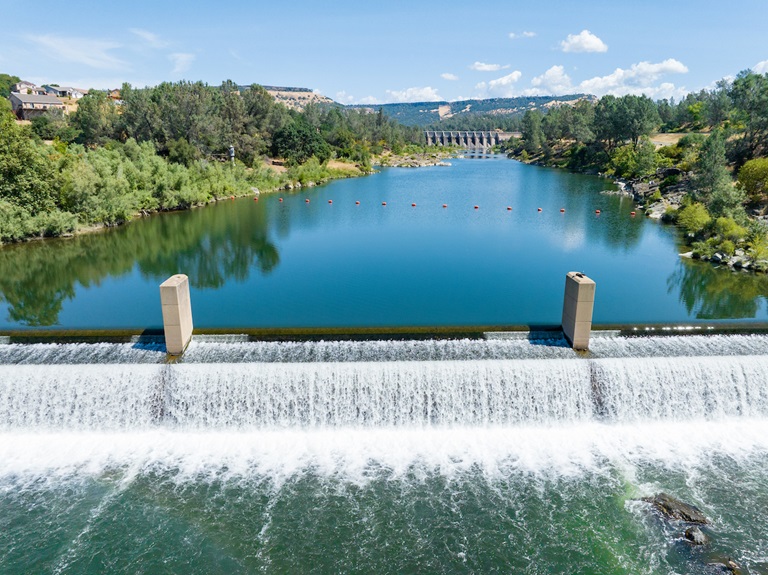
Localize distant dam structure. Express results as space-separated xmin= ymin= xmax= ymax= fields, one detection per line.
xmin=424 ymin=130 xmax=517 ymax=149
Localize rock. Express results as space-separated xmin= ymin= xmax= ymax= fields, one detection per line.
xmin=707 ymin=558 xmax=742 ymax=574
xmin=641 ymin=493 xmax=709 ymax=524
xmin=680 ymin=251 xmax=694 ymax=259
xmin=251 ymin=187 xmax=260 ymax=195
xmin=711 ymin=253 xmax=723 ymax=263
xmin=684 ymin=526 xmax=709 ymax=545
xmin=735 ymin=249 xmax=745 ymax=257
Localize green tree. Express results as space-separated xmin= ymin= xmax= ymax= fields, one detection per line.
xmin=677 ymin=203 xmax=711 ymax=234
xmin=521 ymin=109 xmax=544 ymax=154
xmin=0 ymin=73 xmax=21 ymax=98
xmin=737 ymin=157 xmax=768 ymax=202
xmin=694 ymin=130 xmax=744 ymax=217
xmin=71 ymin=91 xmax=119 ymax=145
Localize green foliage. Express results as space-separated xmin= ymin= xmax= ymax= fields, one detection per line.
xmin=694 ymin=130 xmax=745 ymax=218
xmin=737 ymin=157 xmax=768 ymax=202
xmin=0 ymin=73 xmax=21 ymax=99
xmin=677 ymin=203 xmax=711 ymax=234
xmin=609 ymin=138 xmax=657 ymax=178
xmin=521 ymin=110 xmax=544 ymax=154
xmin=714 ymin=216 xmax=748 ymax=242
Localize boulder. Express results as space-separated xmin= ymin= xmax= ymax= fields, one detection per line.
xmin=684 ymin=526 xmax=709 ymax=545
xmin=641 ymin=493 xmax=709 ymax=524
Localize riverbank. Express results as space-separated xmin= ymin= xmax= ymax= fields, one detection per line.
xmin=507 ymin=144 xmax=768 ymax=275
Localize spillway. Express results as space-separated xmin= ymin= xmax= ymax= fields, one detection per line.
xmin=2 ymin=334 xmax=768 ymax=574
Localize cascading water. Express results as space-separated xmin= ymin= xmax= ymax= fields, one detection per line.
xmin=3 ymin=334 xmax=768 ymax=574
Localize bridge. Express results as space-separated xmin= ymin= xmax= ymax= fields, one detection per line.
xmin=424 ymin=130 xmax=517 ymax=149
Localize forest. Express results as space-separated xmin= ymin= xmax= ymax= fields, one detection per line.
xmin=506 ymin=70 xmax=768 ymax=268
xmin=0 ymin=80 xmax=424 ymax=243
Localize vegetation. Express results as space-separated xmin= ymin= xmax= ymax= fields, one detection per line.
xmin=0 ymin=78 xmax=426 ymax=244
xmin=503 ymin=69 xmax=768 ymax=270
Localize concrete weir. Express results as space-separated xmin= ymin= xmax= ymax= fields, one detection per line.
xmin=160 ymin=274 xmax=194 ymax=355
xmin=562 ymin=272 xmax=596 ymax=350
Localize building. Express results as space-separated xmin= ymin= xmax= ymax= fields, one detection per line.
xmin=10 ymin=81 xmax=47 ymax=95
xmin=43 ymin=85 xmax=85 ymax=99
xmin=9 ymin=93 xmax=66 ymax=120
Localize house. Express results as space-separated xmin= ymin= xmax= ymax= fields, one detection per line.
xmin=44 ymin=85 xmax=85 ymax=99
xmin=10 ymin=81 xmax=47 ymax=95
xmin=9 ymin=93 xmax=66 ymax=120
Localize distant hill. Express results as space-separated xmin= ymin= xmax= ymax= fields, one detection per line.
xmin=349 ymin=95 xmax=593 ymax=127
xmin=239 ymin=85 xmax=337 ymax=111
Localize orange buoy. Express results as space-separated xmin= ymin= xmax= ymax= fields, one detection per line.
xmin=230 ymin=195 xmax=235 ymax=200
xmin=560 ymin=208 xmax=565 ymax=213
xmin=328 ymin=200 xmax=333 ymax=204
xmin=442 ymin=204 xmax=447 ymax=208
xmin=411 ymin=203 xmax=416 ymax=207
xmin=382 ymin=202 xmax=387 ymax=206
xmin=595 ymin=209 xmax=601 ymax=214
xmin=474 ymin=205 xmax=479 ymax=209
xmin=355 ymin=201 xmax=360 ymax=205
xmin=537 ymin=208 xmax=542 ymax=212
xmin=507 ymin=207 xmax=512 ymax=211
xmin=279 ymin=198 xmax=283 ymax=202
xmin=305 ymin=198 xmax=310 ymax=203
xmin=630 ymin=211 xmax=636 ymax=216
xmin=254 ymin=197 xmax=258 ymax=201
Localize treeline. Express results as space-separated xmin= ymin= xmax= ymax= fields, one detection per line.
xmin=1 ymin=79 xmax=425 ymax=243
xmin=426 ymin=113 xmax=522 ymax=132
xmin=510 ymin=69 xmax=768 ymax=267
xmin=32 ymin=80 xmax=422 ymax=168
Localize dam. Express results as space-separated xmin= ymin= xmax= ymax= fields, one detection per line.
xmin=2 ymin=333 xmax=768 ymax=573
xmin=423 ymin=130 xmax=516 ymax=148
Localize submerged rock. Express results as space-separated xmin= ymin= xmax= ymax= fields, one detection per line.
xmin=684 ymin=526 xmax=709 ymax=545
xmin=642 ymin=492 xmax=709 ymax=524
xmin=707 ymin=558 xmax=742 ymax=574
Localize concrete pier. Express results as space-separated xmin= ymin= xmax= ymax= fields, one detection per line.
xmin=562 ymin=272 xmax=596 ymax=350
xmin=160 ymin=274 xmax=193 ymax=355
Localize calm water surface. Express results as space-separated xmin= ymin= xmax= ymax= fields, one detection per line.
xmin=2 ymin=155 xmax=767 ymax=329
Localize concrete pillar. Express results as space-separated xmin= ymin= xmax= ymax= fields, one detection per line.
xmin=160 ymin=274 xmax=193 ymax=355
xmin=561 ymin=272 xmax=595 ymax=350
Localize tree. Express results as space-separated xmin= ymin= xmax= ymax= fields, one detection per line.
xmin=729 ymin=70 xmax=768 ymax=164
xmin=737 ymin=157 xmax=768 ymax=203
xmin=677 ymin=203 xmax=711 ymax=234
xmin=521 ymin=109 xmax=544 ymax=154
xmin=695 ymin=130 xmax=744 ymax=217
xmin=71 ymin=91 xmax=118 ymax=145
xmin=0 ymin=73 xmax=20 ymax=98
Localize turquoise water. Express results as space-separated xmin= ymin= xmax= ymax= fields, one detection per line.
xmin=1 ymin=155 xmax=767 ymax=330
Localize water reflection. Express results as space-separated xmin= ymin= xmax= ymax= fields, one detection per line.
xmin=667 ymin=259 xmax=768 ymax=319
xmin=0 ymin=200 xmax=279 ymax=326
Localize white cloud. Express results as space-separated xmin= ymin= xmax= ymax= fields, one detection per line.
xmin=475 ymin=70 xmax=523 ymax=97
xmin=755 ymin=60 xmax=768 ymax=74
xmin=509 ymin=31 xmax=536 ymax=39
xmin=358 ymin=96 xmax=381 ymax=105
xmin=560 ymin=30 xmax=608 ymax=53
xmin=26 ymin=34 xmax=127 ymax=70
xmin=577 ymin=58 xmax=688 ymax=95
xmin=335 ymin=90 xmax=355 ymax=104
xmin=169 ymin=52 xmax=195 ymax=75
xmin=470 ymin=61 xmax=510 ymax=72
xmin=129 ymin=28 xmax=169 ymax=49
xmin=441 ymin=72 xmax=459 ymax=81
xmin=526 ymin=65 xmax=573 ymax=95
xmin=385 ymin=86 xmax=442 ymax=103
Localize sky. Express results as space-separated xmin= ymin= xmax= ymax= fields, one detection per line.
xmin=2 ymin=0 xmax=767 ymax=104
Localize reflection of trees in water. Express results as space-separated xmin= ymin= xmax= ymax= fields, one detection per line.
xmin=667 ymin=259 xmax=768 ymax=319
xmin=0 ymin=201 xmax=279 ymax=326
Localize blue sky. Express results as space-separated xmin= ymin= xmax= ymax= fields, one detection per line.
xmin=2 ymin=0 xmax=767 ymax=104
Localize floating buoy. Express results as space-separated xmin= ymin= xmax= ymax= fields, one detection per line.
xmin=279 ymin=198 xmax=283 ymax=202
xmin=305 ymin=198 xmax=310 ymax=203
xmin=442 ymin=204 xmax=447 ymax=208
xmin=230 ymin=195 xmax=235 ymax=200
xmin=595 ymin=209 xmax=601 ymax=214
xmin=412 ymin=203 xmax=416 ymax=207
xmin=328 ymin=200 xmax=333 ymax=204
xmin=355 ymin=201 xmax=360 ymax=205
xmin=507 ymin=207 xmax=512 ymax=211
xmin=630 ymin=211 xmax=636 ymax=216
xmin=254 ymin=197 xmax=258 ymax=201
xmin=560 ymin=208 xmax=565 ymax=213
xmin=474 ymin=205 xmax=479 ymax=209
xmin=537 ymin=208 xmax=542 ymax=212
xmin=382 ymin=202 xmax=387 ymax=206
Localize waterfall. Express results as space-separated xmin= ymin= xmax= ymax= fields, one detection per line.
xmin=3 ymin=336 xmax=768 ymax=431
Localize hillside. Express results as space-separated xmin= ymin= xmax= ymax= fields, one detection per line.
xmin=350 ymin=95 xmax=592 ymax=127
